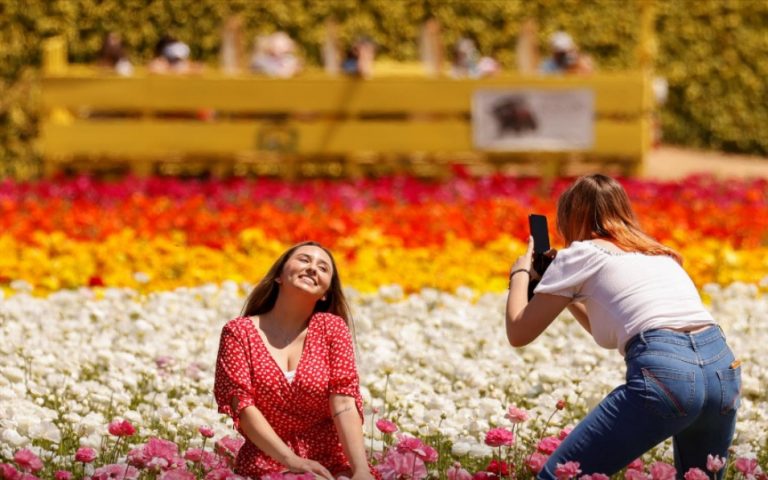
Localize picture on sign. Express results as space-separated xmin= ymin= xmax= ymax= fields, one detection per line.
xmin=472 ymin=89 xmax=595 ymax=151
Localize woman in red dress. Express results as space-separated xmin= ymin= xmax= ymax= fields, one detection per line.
xmin=214 ymin=241 xmax=376 ymax=480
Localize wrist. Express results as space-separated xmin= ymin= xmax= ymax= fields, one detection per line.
xmin=508 ymin=268 xmax=531 ymax=289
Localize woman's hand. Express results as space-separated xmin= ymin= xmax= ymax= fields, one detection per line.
xmin=285 ymin=455 xmax=334 ymax=480
xmin=511 ymin=236 xmax=535 ymax=276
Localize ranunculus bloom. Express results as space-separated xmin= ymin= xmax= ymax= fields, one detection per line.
xmin=198 ymin=426 xmax=215 ymax=438
xmin=625 ymin=469 xmax=649 ymax=480
xmin=128 ymin=437 xmax=184 ymax=471
xmin=649 ymin=461 xmax=676 ymax=480
xmin=375 ymin=419 xmax=398 ymax=434
xmin=107 ymin=419 xmax=136 ymax=437
xmin=13 ymin=449 xmax=43 ymax=473
xmin=447 ymin=463 xmax=472 ymax=480
xmin=215 ymin=436 xmax=245 ymax=460
xmin=160 ymin=470 xmax=196 ymax=480
xmin=734 ymin=458 xmax=758 ymax=477
xmin=558 ymin=427 xmax=573 ymax=440
xmin=627 ymin=459 xmax=645 ymax=471
xmin=75 ymin=447 xmax=97 ymax=463
xmin=92 ymin=464 xmax=139 ymax=480
xmin=526 ymin=453 xmax=549 ymax=474
xmin=205 ymin=468 xmax=243 ymax=480
xmin=1 ymin=463 xmax=21 ymax=480
xmin=581 ymin=474 xmax=610 ymax=480
xmin=505 ymin=406 xmax=528 ymax=423
xmin=486 ymin=459 xmax=513 ymax=477
xmin=376 ymin=451 xmax=428 ymax=480
xmin=484 ymin=427 xmax=514 ymax=447
xmin=556 ymin=399 xmax=567 ymax=410
xmin=472 ymin=473 xmax=492 ymax=480
xmin=555 ymin=462 xmax=581 ymax=480
xmin=55 ymin=471 xmax=73 ymax=480
xmin=683 ymin=468 xmax=709 ymax=480
xmin=394 ymin=435 xmax=437 ymax=462
xmin=537 ymin=436 xmax=562 ymax=454
xmin=706 ymin=455 xmax=725 ymax=473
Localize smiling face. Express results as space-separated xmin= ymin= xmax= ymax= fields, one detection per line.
xmin=277 ymin=245 xmax=334 ymax=299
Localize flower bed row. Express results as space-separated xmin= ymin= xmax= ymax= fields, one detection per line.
xmin=1 ymin=283 xmax=766 ymax=478
xmin=2 ymin=175 xmax=767 ymax=295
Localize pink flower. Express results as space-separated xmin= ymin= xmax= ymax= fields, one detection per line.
xmin=484 ymin=427 xmax=514 ymax=447
xmin=580 ymin=474 xmax=610 ymax=480
xmin=556 ymin=399 xmax=567 ymax=410
xmin=394 ymin=436 xmax=437 ymax=462
xmin=13 ymin=449 xmax=43 ymax=473
xmin=107 ymin=419 xmax=136 ymax=437
xmin=706 ymin=455 xmax=725 ymax=473
xmin=627 ymin=459 xmax=645 ymax=471
xmin=376 ymin=419 xmax=398 ymax=434
xmin=537 ymin=436 xmax=562 ymax=454
xmin=91 ymin=464 xmax=139 ymax=480
xmin=75 ymin=447 xmax=97 ymax=463
xmin=555 ymin=462 xmax=582 ymax=480
xmin=160 ymin=470 xmax=196 ymax=480
xmin=0 ymin=463 xmax=21 ymax=480
xmin=127 ymin=437 xmax=184 ymax=471
xmin=558 ymin=427 xmax=573 ymax=440
xmin=505 ymin=406 xmax=528 ymax=423
xmin=734 ymin=458 xmax=759 ymax=477
xmin=625 ymin=469 xmax=649 ymax=480
xmin=54 ymin=471 xmax=73 ymax=480
xmin=214 ymin=436 xmax=245 ymax=460
xmin=683 ymin=468 xmax=709 ymax=480
xmin=204 ymin=468 xmax=245 ymax=480
xmin=526 ymin=453 xmax=549 ymax=474
xmin=199 ymin=426 xmax=215 ymax=438
xmin=486 ymin=459 xmax=513 ymax=477
xmin=472 ymin=473 xmax=492 ymax=480
xmin=447 ymin=463 xmax=472 ymax=480
xmin=184 ymin=449 xmax=227 ymax=472
xmin=649 ymin=462 xmax=676 ymax=480
xmin=376 ymin=450 xmax=428 ymax=480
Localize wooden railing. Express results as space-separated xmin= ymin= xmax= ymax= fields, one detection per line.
xmin=40 ymin=40 xmax=652 ymax=178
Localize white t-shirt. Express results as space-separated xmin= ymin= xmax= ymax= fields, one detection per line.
xmin=534 ymin=240 xmax=715 ymax=355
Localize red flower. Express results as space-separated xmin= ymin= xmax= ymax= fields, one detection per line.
xmin=198 ymin=426 xmax=215 ymax=439
xmin=375 ymin=418 xmax=398 ymax=434
xmin=484 ymin=427 xmax=514 ymax=447
xmin=486 ymin=459 xmax=513 ymax=477
xmin=74 ymin=447 xmax=97 ymax=463
xmin=107 ymin=419 xmax=136 ymax=437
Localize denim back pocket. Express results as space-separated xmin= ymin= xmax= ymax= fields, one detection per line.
xmin=716 ymin=366 xmax=741 ymax=415
xmin=641 ymin=367 xmax=696 ymax=419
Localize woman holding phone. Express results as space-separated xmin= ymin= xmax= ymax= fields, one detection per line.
xmin=506 ymin=174 xmax=740 ymax=479
xmin=214 ymin=241 xmax=377 ymax=480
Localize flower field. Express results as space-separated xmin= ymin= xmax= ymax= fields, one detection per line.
xmin=1 ymin=174 xmax=767 ymax=479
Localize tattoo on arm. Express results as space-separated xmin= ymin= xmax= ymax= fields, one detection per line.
xmin=332 ymin=406 xmax=353 ymax=418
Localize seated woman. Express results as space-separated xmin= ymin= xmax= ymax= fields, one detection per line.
xmin=506 ymin=174 xmax=740 ymax=479
xmin=214 ymin=241 xmax=377 ymax=480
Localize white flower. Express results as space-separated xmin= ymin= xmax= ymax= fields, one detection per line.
xmin=1 ymin=428 xmax=28 ymax=447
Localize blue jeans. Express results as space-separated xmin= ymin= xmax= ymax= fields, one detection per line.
xmin=539 ymin=326 xmax=740 ymax=480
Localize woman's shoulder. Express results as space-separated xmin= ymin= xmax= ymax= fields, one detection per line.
xmin=221 ymin=316 xmax=252 ymax=334
xmin=312 ymin=312 xmax=350 ymax=335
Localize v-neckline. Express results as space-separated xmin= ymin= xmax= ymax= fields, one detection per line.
xmin=248 ymin=313 xmax=314 ymax=388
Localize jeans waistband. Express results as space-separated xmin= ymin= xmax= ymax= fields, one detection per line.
xmin=624 ymin=324 xmax=721 ymax=354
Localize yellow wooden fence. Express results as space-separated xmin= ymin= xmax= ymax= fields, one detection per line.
xmin=40 ymin=39 xmax=652 ymax=178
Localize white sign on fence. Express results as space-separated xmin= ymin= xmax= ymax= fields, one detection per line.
xmin=472 ymin=89 xmax=595 ymax=151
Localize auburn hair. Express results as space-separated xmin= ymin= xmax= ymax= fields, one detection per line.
xmin=241 ymin=241 xmax=354 ymax=330
xmin=556 ymin=174 xmax=682 ymax=264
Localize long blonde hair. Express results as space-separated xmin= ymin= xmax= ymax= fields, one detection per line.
xmin=556 ymin=174 xmax=682 ymax=264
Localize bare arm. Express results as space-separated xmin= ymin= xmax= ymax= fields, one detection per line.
xmin=238 ymin=402 xmax=333 ymax=480
xmin=330 ymin=395 xmax=373 ymax=480
xmin=505 ymin=236 xmax=571 ymax=347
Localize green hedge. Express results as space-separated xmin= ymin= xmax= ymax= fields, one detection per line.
xmin=1 ymin=0 xmax=766 ymax=178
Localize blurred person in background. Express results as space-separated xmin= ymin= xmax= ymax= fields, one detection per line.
xmin=506 ymin=174 xmax=740 ymax=480
xmin=539 ymin=30 xmax=594 ymax=75
xmin=220 ymin=15 xmax=245 ymax=75
xmin=419 ymin=16 xmax=445 ymax=77
xmin=451 ymin=36 xmax=499 ymax=78
xmin=250 ymin=31 xmax=302 ymax=78
xmin=148 ymin=35 xmax=201 ymax=74
xmin=342 ymin=36 xmax=376 ymax=78
xmin=214 ymin=242 xmax=377 ymax=480
xmin=96 ymin=32 xmax=133 ymax=76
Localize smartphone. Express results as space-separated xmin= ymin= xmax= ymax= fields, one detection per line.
xmin=528 ymin=214 xmax=552 ymax=276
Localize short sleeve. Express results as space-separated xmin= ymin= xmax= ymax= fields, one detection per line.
xmin=534 ymin=242 xmax=606 ymax=299
xmin=214 ymin=321 xmax=256 ymax=431
xmin=324 ymin=314 xmax=364 ymax=422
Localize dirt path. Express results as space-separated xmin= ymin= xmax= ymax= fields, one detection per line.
xmin=643 ymin=146 xmax=768 ymax=180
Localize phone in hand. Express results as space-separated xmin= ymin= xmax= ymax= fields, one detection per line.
xmin=528 ymin=214 xmax=553 ymax=276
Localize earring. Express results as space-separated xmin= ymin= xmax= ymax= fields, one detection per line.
xmin=275 ymin=278 xmax=282 ymax=284
xmin=321 ymin=295 xmax=327 ymax=301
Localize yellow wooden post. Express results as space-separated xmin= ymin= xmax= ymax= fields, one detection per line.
xmin=633 ymin=0 xmax=657 ymax=176
xmin=42 ymin=37 xmax=67 ymax=75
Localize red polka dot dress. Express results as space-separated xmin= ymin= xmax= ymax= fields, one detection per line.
xmin=214 ymin=312 xmax=376 ymax=478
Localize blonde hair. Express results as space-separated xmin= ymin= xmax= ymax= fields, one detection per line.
xmin=556 ymin=174 xmax=682 ymax=264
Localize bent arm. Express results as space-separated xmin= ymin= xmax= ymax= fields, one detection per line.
xmin=237 ymin=403 xmax=296 ymax=466
xmin=506 ymin=273 xmax=571 ymax=346
xmin=330 ymin=394 xmax=370 ymax=477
